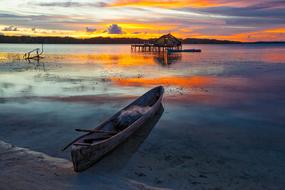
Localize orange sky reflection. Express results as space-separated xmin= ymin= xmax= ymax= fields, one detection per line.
xmin=111 ymin=76 xmax=218 ymax=88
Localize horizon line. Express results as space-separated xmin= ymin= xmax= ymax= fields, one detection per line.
xmin=1 ymin=35 xmax=285 ymax=44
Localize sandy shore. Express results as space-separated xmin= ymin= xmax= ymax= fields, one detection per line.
xmin=0 ymin=108 xmax=174 ymax=190
xmin=0 ymin=140 xmax=73 ymax=190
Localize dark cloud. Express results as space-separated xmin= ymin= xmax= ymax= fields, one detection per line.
xmin=173 ymin=0 xmax=285 ymax=35
xmin=199 ymin=6 xmax=285 ymax=19
xmin=2 ymin=25 xmax=18 ymax=31
xmin=86 ymin=27 xmax=96 ymax=33
xmin=0 ymin=13 xmax=22 ymax=18
xmin=0 ymin=13 xmax=101 ymax=31
xmin=37 ymin=2 xmax=107 ymax=8
xmin=107 ymin=24 xmax=123 ymax=34
xmin=251 ymin=0 xmax=285 ymax=9
xmin=194 ymin=0 xmax=285 ymax=20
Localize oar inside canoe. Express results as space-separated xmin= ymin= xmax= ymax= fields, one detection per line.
xmin=75 ymin=129 xmax=118 ymax=134
xmin=62 ymin=130 xmax=117 ymax=151
xmin=75 ymin=128 xmax=117 ymax=134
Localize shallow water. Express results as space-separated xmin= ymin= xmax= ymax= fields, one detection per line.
xmin=0 ymin=43 xmax=285 ymax=188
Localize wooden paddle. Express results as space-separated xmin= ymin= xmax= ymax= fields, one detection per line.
xmin=61 ymin=129 xmax=117 ymax=151
xmin=75 ymin=128 xmax=117 ymax=134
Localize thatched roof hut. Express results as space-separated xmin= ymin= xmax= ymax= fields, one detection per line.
xmin=154 ymin=33 xmax=182 ymax=47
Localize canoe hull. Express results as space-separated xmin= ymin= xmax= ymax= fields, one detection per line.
xmin=71 ymin=87 xmax=163 ymax=172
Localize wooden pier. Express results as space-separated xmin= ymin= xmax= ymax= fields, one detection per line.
xmin=131 ymin=33 xmax=182 ymax=52
xmin=131 ymin=44 xmax=182 ymax=52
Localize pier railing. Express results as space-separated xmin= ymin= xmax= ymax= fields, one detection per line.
xmin=131 ymin=44 xmax=182 ymax=52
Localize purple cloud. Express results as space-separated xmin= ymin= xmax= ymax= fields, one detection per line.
xmin=2 ymin=25 xmax=18 ymax=31
xmin=86 ymin=27 xmax=96 ymax=33
xmin=107 ymin=24 xmax=123 ymax=34
xmin=36 ymin=2 xmax=107 ymax=8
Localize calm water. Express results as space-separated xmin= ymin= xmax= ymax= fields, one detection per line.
xmin=1 ymin=44 xmax=285 ymax=97
xmin=1 ymin=43 xmax=285 ymax=147
xmin=0 ymin=44 xmax=285 ymax=188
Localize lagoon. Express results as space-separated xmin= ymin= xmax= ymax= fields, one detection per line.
xmin=0 ymin=44 xmax=285 ymax=189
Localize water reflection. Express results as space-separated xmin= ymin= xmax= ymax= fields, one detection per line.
xmin=153 ymin=52 xmax=182 ymax=66
xmin=0 ymin=44 xmax=285 ymax=99
xmin=43 ymin=53 xmax=157 ymax=67
xmin=0 ymin=52 xmax=22 ymax=63
xmin=25 ymin=58 xmax=46 ymax=72
xmin=111 ymin=76 xmax=217 ymax=88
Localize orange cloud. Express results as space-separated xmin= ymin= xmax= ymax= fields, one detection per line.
xmin=187 ymin=26 xmax=285 ymax=42
xmin=264 ymin=27 xmax=285 ymax=33
xmin=108 ymin=0 xmax=246 ymax=8
xmin=226 ymin=27 xmax=285 ymax=42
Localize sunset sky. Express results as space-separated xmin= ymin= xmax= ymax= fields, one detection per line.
xmin=0 ymin=0 xmax=284 ymax=41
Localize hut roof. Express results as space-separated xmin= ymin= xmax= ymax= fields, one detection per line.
xmin=154 ymin=33 xmax=181 ymax=46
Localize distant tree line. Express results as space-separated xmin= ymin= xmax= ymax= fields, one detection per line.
xmin=0 ymin=35 xmax=284 ymax=44
xmin=0 ymin=35 xmax=147 ymax=44
xmin=182 ymin=38 xmax=241 ymax=44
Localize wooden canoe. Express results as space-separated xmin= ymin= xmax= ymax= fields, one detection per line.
xmin=70 ymin=86 xmax=164 ymax=172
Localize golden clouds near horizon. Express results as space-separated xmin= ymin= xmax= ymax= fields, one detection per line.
xmin=2 ymin=25 xmax=285 ymax=42
xmin=108 ymin=0 xmax=246 ymax=8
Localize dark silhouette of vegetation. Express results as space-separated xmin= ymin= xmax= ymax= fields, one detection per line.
xmin=0 ymin=35 xmax=284 ymax=44
xmin=0 ymin=35 xmax=146 ymax=44
xmin=182 ymin=38 xmax=241 ymax=44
